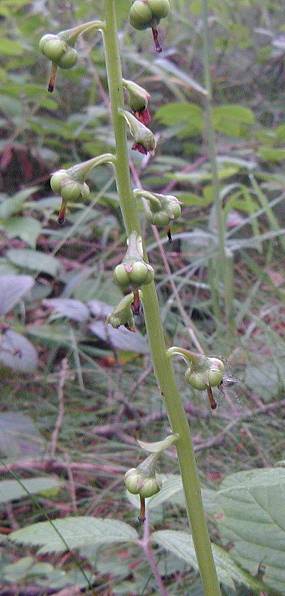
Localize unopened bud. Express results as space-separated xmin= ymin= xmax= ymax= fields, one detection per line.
xmin=107 ymin=293 xmax=136 ymax=330
xmin=122 ymin=110 xmax=156 ymax=154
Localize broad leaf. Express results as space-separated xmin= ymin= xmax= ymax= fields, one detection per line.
xmin=6 ymin=249 xmax=59 ymax=277
xmin=0 ymin=188 xmax=37 ymax=219
xmin=213 ymin=104 xmax=255 ymax=137
xmin=44 ymin=299 xmax=89 ymax=322
xmin=0 ymin=329 xmax=38 ymax=372
xmin=10 ymin=517 xmax=138 ymax=554
xmin=2 ymin=217 xmax=41 ymax=247
xmin=155 ymin=102 xmax=203 ymax=137
xmin=217 ymin=467 xmax=285 ymax=593
xmin=89 ymin=321 xmax=149 ymax=354
xmin=0 ymin=477 xmax=61 ymax=505
xmin=0 ymin=274 xmax=34 ymax=315
xmin=152 ymin=530 xmax=263 ymax=591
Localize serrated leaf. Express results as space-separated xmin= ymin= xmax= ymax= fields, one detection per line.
xmin=44 ymin=299 xmax=90 ymax=322
xmin=217 ymin=467 xmax=285 ymax=593
xmin=137 ymin=433 xmax=179 ymax=454
xmin=89 ymin=321 xmax=149 ymax=354
xmin=0 ymin=329 xmax=38 ymax=372
xmin=6 ymin=249 xmax=59 ymax=277
xmin=2 ymin=557 xmax=34 ymax=581
xmin=152 ymin=530 xmax=263 ymax=591
xmin=10 ymin=517 xmax=138 ymax=554
xmin=0 ymin=274 xmax=34 ymax=315
xmin=0 ymin=477 xmax=61 ymax=505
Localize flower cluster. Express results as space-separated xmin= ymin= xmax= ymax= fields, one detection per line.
xmin=114 ymin=232 xmax=154 ymax=290
xmin=129 ymin=0 xmax=170 ymax=52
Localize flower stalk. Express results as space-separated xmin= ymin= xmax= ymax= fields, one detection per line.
xmin=102 ymin=1 xmax=221 ymax=593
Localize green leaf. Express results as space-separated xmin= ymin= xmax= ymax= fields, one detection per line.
xmin=0 ymin=329 xmax=38 ymax=372
xmin=2 ymin=217 xmax=41 ymax=247
xmin=217 ymin=467 xmax=285 ymax=593
xmin=89 ymin=321 xmax=149 ymax=354
xmin=212 ymin=104 xmax=255 ymax=137
xmin=155 ymin=103 xmax=203 ymax=137
xmin=2 ymin=557 xmax=34 ymax=581
xmin=152 ymin=530 xmax=264 ymax=591
xmin=0 ymin=274 xmax=34 ymax=315
xmin=0 ymin=38 xmax=23 ymax=55
xmin=0 ymin=187 xmax=38 ymax=219
xmin=6 ymin=249 xmax=59 ymax=277
xmin=10 ymin=517 xmax=138 ymax=554
xmin=258 ymin=147 xmax=285 ymax=162
xmin=0 ymin=477 xmax=61 ymax=505
xmin=137 ymin=433 xmax=179 ymax=453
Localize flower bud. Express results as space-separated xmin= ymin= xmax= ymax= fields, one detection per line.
xmin=125 ymin=453 xmax=161 ymax=498
xmin=123 ymin=79 xmax=151 ymax=125
xmin=185 ymin=356 xmax=224 ymax=391
xmin=50 ymin=170 xmax=69 ymax=194
xmin=57 ymin=47 xmax=78 ymax=69
xmin=122 ymin=110 xmax=156 ymax=155
xmin=39 ymin=34 xmax=67 ymax=62
xmin=185 ymin=367 xmax=208 ymax=391
xmin=50 ymin=167 xmax=91 ymax=223
xmin=114 ymin=261 xmax=154 ymax=289
xmin=113 ymin=232 xmax=154 ymax=290
xmin=129 ymin=0 xmax=153 ymax=30
xmin=61 ymin=180 xmax=90 ymax=202
xmin=140 ymin=476 xmax=161 ymax=498
xmin=149 ymin=0 xmax=170 ymax=19
xmin=107 ymin=293 xmax=136 ymax=330
xmin=123 ymin=79 xmax=150 ymax=112
xmin=207 ymin=358 xmax=225 ymax=387
xmin=142 ymin=192 xmax=181 ymax=227
xmin=124 ymin=468 xmax=142 ymax=494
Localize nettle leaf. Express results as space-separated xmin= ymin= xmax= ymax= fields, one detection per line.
xmin=7 ymin=249 xmax=59 ymax=277
xmin=89 ymin=320 xmax=149 ymax=354
xmin=137 ymin=433 xmax=179 ymax=453
xmin=10 ymin=517 xmax=138 ymax=554
xmin=217 ymin=467 xmax=285 ymax=594
xmin=0 ymin=477 xmax=61 ymax=505
xmin=212 ymin=104 xmax=255 ymax=137
xmin=0 ymin=274 xmax=34 ymax=315
xmin=0 ymin=329 xmax=38 ymax=372
xmin=152 ymin=530 xmax=263 ymax=591
xmin=44 ymin=299 xmax=90 ymax=322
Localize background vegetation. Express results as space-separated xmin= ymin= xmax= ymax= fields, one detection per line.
xmin=0 ymin=0 xmax=285 ymax=593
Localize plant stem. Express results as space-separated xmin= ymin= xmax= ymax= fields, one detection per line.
xmin=102 ymin=5 xmax=139 ymax=236
xmin=201 ymin=0 xmax=232 ymax=327
xmin=103 ymin=1 xmax=221 ymax=593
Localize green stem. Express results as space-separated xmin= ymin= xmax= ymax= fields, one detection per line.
xmin=201 ymin=0 xmax=229 ymax=325
xmin=102 ymin=5 xmax=139 ymax=236
xmin=103 ymin=1 xmax=221 ymax=594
